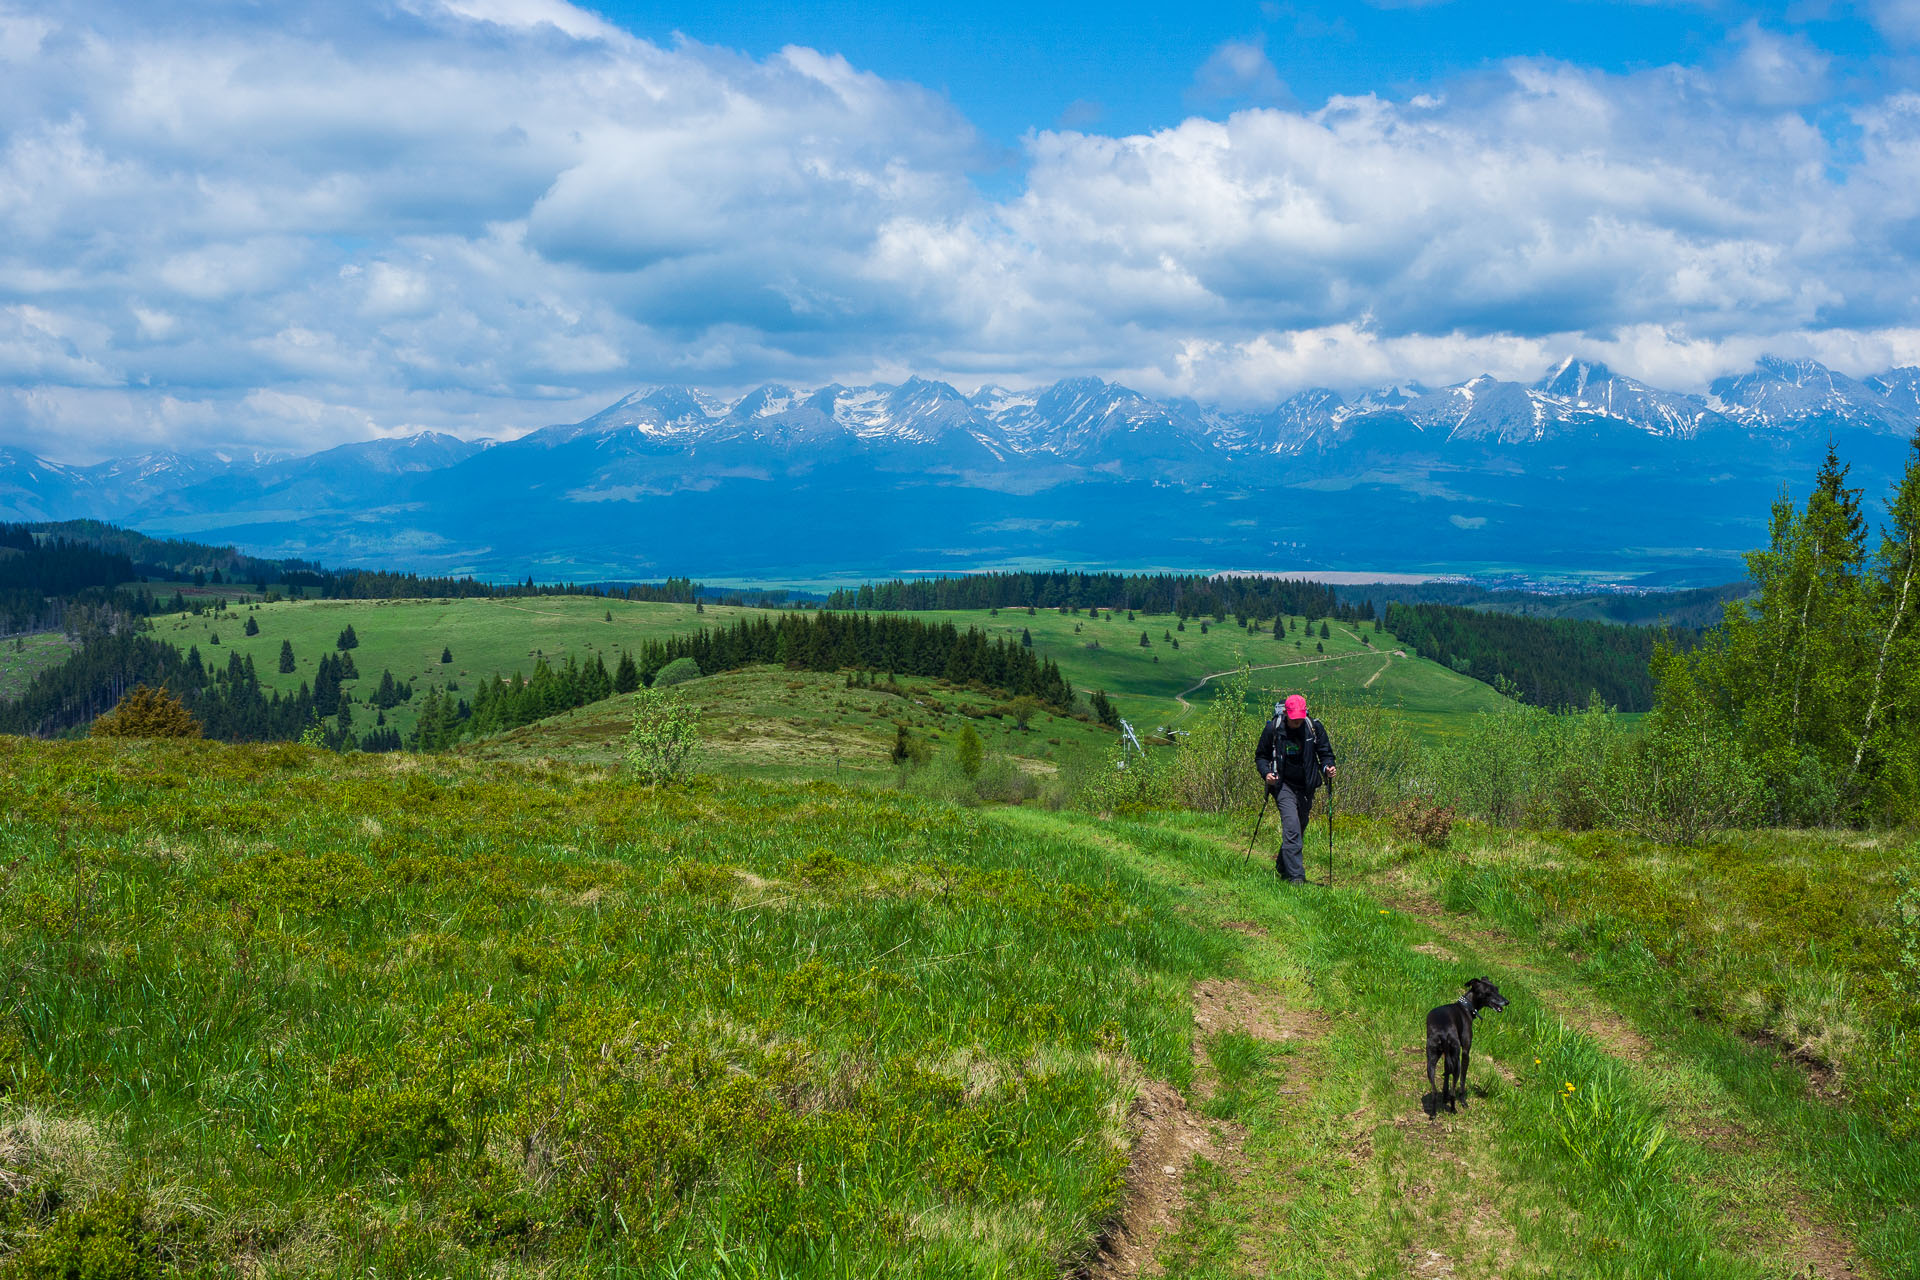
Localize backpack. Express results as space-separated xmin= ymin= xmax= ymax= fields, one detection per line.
xmin=1266 ymin=715 xmax=1320 ymax=772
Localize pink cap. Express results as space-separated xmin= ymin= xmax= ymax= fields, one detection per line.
xmin=1283 ymin=694 xmax=1307 ymax=719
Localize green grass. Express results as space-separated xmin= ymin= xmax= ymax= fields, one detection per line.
xmin=132 ymin=595 xmax=1505 ymax=749
xmin=456 ymin=665 xmax=1117 ymax=787
xmin=0 ymin=633 xmax=77 ymax=702
xmin=2 ymin=725 xmax=1915 ymax=1277
xmin=906 ymin=606 xmax=1507 ymax=734
xmin=144 ymin=596 xmax=780 ymax=744
xmin=0 ymin=737 xmax=1225 ymax=1278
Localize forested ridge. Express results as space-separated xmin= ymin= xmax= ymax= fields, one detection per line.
xmin=14 ymin=520 xmax=706 ymax=603
xmin=636 ymin=612 xmax=1077 ymax=712
xmin=1383 ymin=603 xmax=1685 ymax=711
xmin=823 ymin=570 xmax=1370 ymax=622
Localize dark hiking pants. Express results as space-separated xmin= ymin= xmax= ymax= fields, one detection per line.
xmin=1274 ymin=782 xmax=1314 ymax=883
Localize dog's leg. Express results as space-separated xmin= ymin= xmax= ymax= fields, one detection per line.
xmin=1445 ymin=1046 xmax=1461 ymax=1110
xmin=1426 ymin=1047 xmax=1439 ymax=1105
xmin=1460 ymin=1043 xmax=1472 ymax=1105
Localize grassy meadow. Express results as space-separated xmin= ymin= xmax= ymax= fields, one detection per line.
xmin=103 ymin=593 xmax=1507 ymax=748
xmin=2 ymin=732 xmax=1913 ymax=1278
xmin=0 ymin=634 xmax=76 ymax=703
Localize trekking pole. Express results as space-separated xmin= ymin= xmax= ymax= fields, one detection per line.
xmin=1243 ymin=788 xmax=1271 ymax=862
xmin=1326 ymin=773 xmax=1336 ymax=887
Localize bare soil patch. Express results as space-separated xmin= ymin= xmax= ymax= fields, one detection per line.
xmin=1077 ymin=1081 xmax=1221 ymax=1279
xmin=1191 ymin=978 xmax=1322 ymax=1046
xmin=1083 ymin=979 xmax=1328 ymax=1278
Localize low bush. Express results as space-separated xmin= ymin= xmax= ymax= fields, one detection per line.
xmin=651 ymin=656 xmax=702 ymax=688
xmin=1392 ymin=800 xmax=1456 ymax=849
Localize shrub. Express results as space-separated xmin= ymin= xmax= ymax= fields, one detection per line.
xmin=891 ymin=722 xmax=931 ymax=766
xmin=974 ymin=754 xmax=1039 ymax=804
xmin=90 ymin=686 xmax=202 ymax=740
xmin=652 ymin=656 xmax=703 ymax=688
xmin=623 ymin=686 xmax=702 ymax=784
xmin=1163 ymin=665 xmax=1263 ymax=814
xmin=1392 ymin=801 xmax=1456 ymax=848
xmin=1611 ymin=652 xmax=1764 ymax=843
xmin=5 ymin=1184 xmax=171 ymax=1280
xmin=1293 ymin=691 xmax=1419 ymax=818
xmin=1076 ymin=742 xmax=1169 ymax=815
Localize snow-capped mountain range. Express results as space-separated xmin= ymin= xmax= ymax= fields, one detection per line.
xmin=2 ymin=356 xmax=1915 ymax=583
xmin=518 ymin=355 xmax=1920 ymax=460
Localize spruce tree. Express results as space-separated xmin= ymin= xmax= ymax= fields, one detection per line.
xmin=955 ymin=723 xmax=983 ymax=779
xmin=314 ymin=654 xmax=341 ymax=718
xmin=1320 ymin=621 xmax=1331 ymax=639
xmin=1021 ymin=627 xmax=1033 ymax=648
xmin=441 ymin=646 xmax=453 ymax=664
xmin=279 ymin=640 xmax=296 ymax=673
xmin=337 ymin=625 xmax=358 ymax=651
xmin=614 ymin=650 xmax=640 ymax=694
xmin=244 ymin=615 xmax=259 ymax=637
xmin=1139 ymin=631 xmax=1150 ymax=647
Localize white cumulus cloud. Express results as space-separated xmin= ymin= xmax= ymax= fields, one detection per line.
xmin=2 ymin=1 xmax=1920 ymax=457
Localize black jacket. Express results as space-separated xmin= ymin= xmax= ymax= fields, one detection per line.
xmin=1255 ymin=716 xmax=1335 ymax=791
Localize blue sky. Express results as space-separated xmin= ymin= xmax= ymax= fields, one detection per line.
xmin=6 ymin=0 xmax=1920 ymax=459
xmin=600 ymin=1 xmax=1882 ymax=146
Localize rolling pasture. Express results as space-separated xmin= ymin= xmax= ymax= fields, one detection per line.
xmin=0 ymin=735 xmax=1909 ymax=1278
xmin=122 ymin=593 xmax=1507 ymax=748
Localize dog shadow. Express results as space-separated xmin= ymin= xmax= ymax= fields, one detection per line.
xmin=1420 ymin=1085 xmax=1490 ymax=1118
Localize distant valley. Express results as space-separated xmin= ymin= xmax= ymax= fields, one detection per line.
xmin=4 ymin=355 xmax=1916 ymax=584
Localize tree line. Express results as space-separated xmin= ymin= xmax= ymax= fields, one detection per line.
xmin=0 ymin=632 xmax=317 ymax=741
xmin=635 ymin=612 xmax=1077 ymax=712
xmin=14 ymin=520 xmax=708 ymax=604
xmin=823 ymin=570 xmax=1376 ymax=622
xmin=1382 ymin=603 xmax=1685 ymax=711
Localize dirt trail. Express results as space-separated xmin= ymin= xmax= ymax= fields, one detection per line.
xmin=1171 ymin=652 xmax=1379 ymax=717
xmin=1084 ymin=978 xmax=1325 ymax=1279
xmin=1081 ymin=1081 xmax=1220 ymax=1279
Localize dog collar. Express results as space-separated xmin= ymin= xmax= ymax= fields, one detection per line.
xmin=1457 ymin=994 xmax=1476 ymax=1016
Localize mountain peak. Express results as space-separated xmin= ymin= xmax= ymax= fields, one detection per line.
xmin=1537 ymin=358 xmax=1613 ymax=399
xmin=1753 ymin=355 xmax=1834 ymax=385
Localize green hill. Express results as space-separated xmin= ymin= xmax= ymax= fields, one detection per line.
xmin=457 ymin=664 xmax=1116 ymax=788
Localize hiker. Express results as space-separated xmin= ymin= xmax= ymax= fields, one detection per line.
xmin=1255 ymin=694 xmax=1336 ymax=883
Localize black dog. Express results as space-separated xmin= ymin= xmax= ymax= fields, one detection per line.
xmin=1425 ymin=976 xmax=1508 ymax=1112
